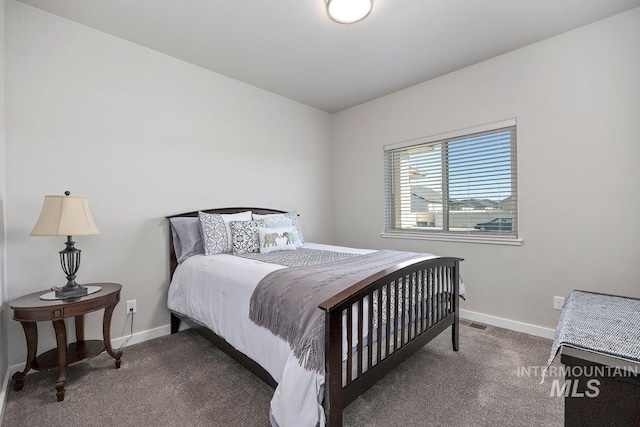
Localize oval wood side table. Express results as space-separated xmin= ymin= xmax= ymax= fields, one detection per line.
xmin=10 ymin=283 xmax=123 ymax=401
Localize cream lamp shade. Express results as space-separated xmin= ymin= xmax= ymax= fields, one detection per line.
xmin=31 ymin=195 xmax=100 ymax=237
xmin=326 ymin=0 xmax=373 ymax=24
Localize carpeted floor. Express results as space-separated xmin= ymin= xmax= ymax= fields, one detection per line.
xmin=2 ymin=322 xmax=562 ymax=427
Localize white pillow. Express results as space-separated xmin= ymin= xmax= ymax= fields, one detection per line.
xmin=252 ymin=212 xmax=304 ymax=247
xmin=258 ymin=226 xmax=298 ymax=254
xmin=199 ymin=211 xmax=252 ymax=255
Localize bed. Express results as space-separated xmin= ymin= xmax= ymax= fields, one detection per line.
xmin=166 ymin=207 xmax=463 ymax=427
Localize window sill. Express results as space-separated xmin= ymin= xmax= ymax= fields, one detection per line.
xmin=381 ymin=231 xmax=523 ymax=246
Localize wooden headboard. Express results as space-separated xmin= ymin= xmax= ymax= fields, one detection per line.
xmin=166 ymin=207 xmax=289 ymax=278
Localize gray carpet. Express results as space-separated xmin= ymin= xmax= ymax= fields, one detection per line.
xmin=2 ymin=323 xmax=562 ymax=426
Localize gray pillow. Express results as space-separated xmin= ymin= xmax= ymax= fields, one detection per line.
xmin=169 ymin=217 xmax=204 ymax=263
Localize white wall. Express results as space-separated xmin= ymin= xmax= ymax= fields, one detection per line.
xmin=0 ymin=0 xmax=8 ymax=413
xmin=330 ymin=8 xmax=640 ymax=331
xmin=4 ymin=0 xmax=332 ymax=365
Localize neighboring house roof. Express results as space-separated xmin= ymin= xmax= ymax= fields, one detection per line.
xmin=411 ymin=185 xmax=443 ymax=203
xmin=454 ymin=198 xmax=500 ymax=209
xmin=412 ymin=185 xmax=508 ymax=210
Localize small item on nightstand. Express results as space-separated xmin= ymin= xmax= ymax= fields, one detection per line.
xmin=39 ymin=285 xmax=102 ymax=300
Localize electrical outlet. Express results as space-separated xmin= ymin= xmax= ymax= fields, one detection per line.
xmin=553 ymin=296 xmax=565 ymax=310
xmin=126 ymin=300 xmax=137 ymax=314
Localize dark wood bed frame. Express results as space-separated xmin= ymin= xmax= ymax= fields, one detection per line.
xmin=167 ymin=207 xmax=462 ymax=426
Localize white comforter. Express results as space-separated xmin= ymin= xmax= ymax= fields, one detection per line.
xmin=167 ymin=243 xmax=373 ymax=427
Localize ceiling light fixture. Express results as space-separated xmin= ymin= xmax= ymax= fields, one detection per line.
xmin=326 ymin=0 xmax=373 ymax=24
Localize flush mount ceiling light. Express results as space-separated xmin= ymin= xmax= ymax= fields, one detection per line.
xmin=326 ymin=0 xmax=373 ymax=24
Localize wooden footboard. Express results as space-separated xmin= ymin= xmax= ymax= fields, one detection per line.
xmin=319 ymin=257 xmax=462 ymax=427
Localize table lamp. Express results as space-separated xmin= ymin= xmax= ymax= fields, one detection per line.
xmin=30 ymin=191 xmax=100 ymax=298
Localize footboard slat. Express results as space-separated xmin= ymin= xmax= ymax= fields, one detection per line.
xmin=320 ymin=257 xmax=462 ymax=427
xmin=346 ymin=305 xmax=352 ymax=385
xmin=385 ymin=282 xmax=391 ymax=359
xmin=420 ymin=270 xmax=427 ymax=333
xmin=420 ymin=271 xmax=426 ymax=333
xmin=357 ymin=299 xmax=363 ymax=377
xmin=436 ymin=267 xmax=441 ymax=323
xmin=439 ymin=267 xmax=444 ymax=322
xmin=396 ymin=278 xmax=402 ymax=351
xmin=367 ymin=293 xmax=373 ymax=372
xmin=396 ymin=278 xmax=403 ymax=353
xmin=430 ymin=270 xmax=435 ymax=327
xmin=409 ymin=272 xmax=415 ymax=341
xmin=416 ymin=271 xmax=421 ymax=335
xmin=402 ymin=276 xmax=407 ymax=347
xmin=376 ymin=288 xmax=382 ymax=364
xmin=400 ymin=276 xmax=405 ymax=349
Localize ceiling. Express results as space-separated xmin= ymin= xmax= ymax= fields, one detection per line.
xmin=17 ymin=0 xmax=640 ymax=113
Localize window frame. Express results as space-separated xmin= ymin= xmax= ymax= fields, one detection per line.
xmin=382 ymin=119 xmax=521 ymax=246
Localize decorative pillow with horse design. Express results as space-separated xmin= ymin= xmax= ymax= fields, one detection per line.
xmin=257 ymin=226 xmax=298 ymax=254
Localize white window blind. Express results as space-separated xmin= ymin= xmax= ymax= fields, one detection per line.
xmin=384 ymin=122 xmax=517 ymax=239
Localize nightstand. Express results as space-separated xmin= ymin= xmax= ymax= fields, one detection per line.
xmin=10 ymin=283 xmax=123 ymax=401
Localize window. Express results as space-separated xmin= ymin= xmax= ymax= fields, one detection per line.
xmin=383 ymin=120 xmax=518 ymax=243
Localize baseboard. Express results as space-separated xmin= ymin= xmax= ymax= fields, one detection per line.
xmin=108 ymin=311 xmax=553 ymax=348
xmin=460 ymin=309 xmax=555 ymax=339
xmin=0 ymin=366 xmax=11 ymax=427
xmin=110 ymin=323 xmax=172 ymax=350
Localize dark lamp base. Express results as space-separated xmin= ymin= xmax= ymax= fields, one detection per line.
xmin=52 ymin=285 xmax=88 ymax=299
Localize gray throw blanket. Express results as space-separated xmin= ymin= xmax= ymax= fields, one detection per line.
xmin=249 ymin=250 xmax=427 ymax=373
